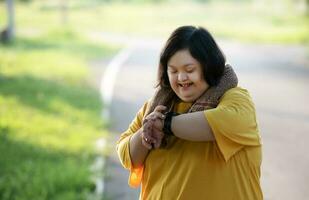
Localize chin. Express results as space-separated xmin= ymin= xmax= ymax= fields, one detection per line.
xmin=179 ymin=96 xmax=196 ymax=103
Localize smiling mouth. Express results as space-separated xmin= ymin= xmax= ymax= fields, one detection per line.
xmin=178 ymin=83 xmax=193 ymax=88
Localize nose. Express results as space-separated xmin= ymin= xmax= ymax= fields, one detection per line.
xmin=178 ymin=72 xmax=188 ymax=82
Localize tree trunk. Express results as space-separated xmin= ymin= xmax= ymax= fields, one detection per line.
xmin=1 ymin=0 xmax=14 ymax=43
xmin=6 ymin=0 xmax=15 ymax=40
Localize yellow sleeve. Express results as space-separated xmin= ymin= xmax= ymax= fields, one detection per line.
xmin=116 ymin=101 xmax=149 ymax=187
xmin=204 ymin=87 xmax=262 ymax=162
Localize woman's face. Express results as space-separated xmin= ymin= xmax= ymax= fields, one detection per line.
xmin=167 ymin=49 xmax=209 ymax=102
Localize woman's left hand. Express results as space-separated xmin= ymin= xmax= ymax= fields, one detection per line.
xmin=142 ymin=105 xmax=166 ymax=149
xmin=151 ymin=118 xmax=164 ymax=148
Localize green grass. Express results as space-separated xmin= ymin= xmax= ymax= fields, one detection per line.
xmin=100 ymin=2 xmax=308 ymax=44
xmin=8 ymin=0 xmax=307 ymax=44
xmin=2 ymin=1 xmax=308 ymax=43
xmin=0 ymin=131 xmax=94 ymax=200
xmin=0 ymin=27 xmax=116 ymax=199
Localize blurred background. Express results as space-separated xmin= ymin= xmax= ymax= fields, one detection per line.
xmin=0 ymin=0 xmax=308 ymax=200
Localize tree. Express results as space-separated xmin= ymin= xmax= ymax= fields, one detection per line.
xmin=0 ymin=0 xmax=15 ymax=43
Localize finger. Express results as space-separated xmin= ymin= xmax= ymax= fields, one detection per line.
xmin=143 ymin=120 xmax=153 ymax=132
xmin=142 ymin=132 xmax=156 ymax=143
xmin=144 ymin=116 xmax=157 ymax=127
xmin=154 ymin=112 xmax=165 ymax=120
xmin=148 ymin=112 xmax=164 ymax=119
xmin=142 ymin=138 xmax=152 ymax=149
xmin=145 ymin=108 xmax=166 ymax=122
xmin=152 ymin=119 xmax=164 ymax=131
xmin=146 ymin=115 xmax=156 ymax=121
xmin=143 ymin=117 xmax=154 ymax=125
xmin=147 ymin=112 xmax=165 ymax=121
xmin=153 ymin=135 xmax=162 ymax=149
xmin=154 ymin=139 xmax=162 ymax=149
xmin=144 ymin=136 xmax=151 ymax=144
xmin=154 ymin=105 xmax=167 ymax=113
xmin=152 ymin=130 xmax=164 ymax=149
xmin=153 ymin=129 xmax=164 ymax=140
xmin=142 ymin=126 xmax=156 ymax=144
xmin=142 ymin=133 xmax=154 ymax=147
xmin=152 ymin=136 xmax=160 ymax=149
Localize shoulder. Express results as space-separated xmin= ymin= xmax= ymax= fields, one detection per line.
xmin=219 ymin=87 xmax=253 ymax=105
xmin=221 ymin=87 xmax=251 ymax=99
xmin=216 ymin=87 xmax=256 ymax=115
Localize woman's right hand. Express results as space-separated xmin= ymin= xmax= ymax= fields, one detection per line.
xmin=141 ymin=105 xmax=166 ymax=149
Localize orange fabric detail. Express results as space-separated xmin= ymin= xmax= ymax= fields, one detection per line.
xmin=129 ymin=166 xmax=144 ymax=188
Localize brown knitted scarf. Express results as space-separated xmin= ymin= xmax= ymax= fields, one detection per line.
xmin=147 ymin=64 xmax=238 ymax=148
xmin=187 ymin=64 xmax=238 ymax=112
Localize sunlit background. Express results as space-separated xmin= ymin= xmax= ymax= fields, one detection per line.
xmin=1 ymin=0 xmax=308 ymax=200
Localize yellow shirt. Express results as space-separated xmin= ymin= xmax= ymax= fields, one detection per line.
xmin=117 ymin=87 xmax=263 ymax=200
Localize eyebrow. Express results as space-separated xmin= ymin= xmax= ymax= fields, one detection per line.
xmin=168 ymin=63 xmax=195 ymax=68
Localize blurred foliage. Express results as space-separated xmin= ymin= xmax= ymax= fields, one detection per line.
xmin=1 ymin=0 xmax=308 ymax=43
xmin=0 ymin=28 xmax=116 ymax=199
xmin=2 ymin=0 xmax=305 ymax=44
xmin=0 ymin=0 xmax=30 ymax=2
xmin=0 ymin=0 xmax=305 ymax=4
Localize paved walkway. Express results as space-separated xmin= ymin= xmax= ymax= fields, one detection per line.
xmin=91 ymin=33 xmax=309 ymax=200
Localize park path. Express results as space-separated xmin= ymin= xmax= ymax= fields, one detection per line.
xmin=89 ymin=32 xmax=309 ymax=200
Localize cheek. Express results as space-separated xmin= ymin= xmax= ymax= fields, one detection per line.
xmin=191 ymin=69 xmax=206 ymax=83
xmin=168 ymin=74 xmax=177 ymax=85
xmin=188 ymin=73 xmax=201 ymax=83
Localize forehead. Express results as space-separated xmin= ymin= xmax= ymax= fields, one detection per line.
xmin=168 ymin=49 xmax=199 ymax=68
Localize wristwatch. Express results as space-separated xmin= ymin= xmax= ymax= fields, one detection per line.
xmin=163 ymin=112 xmax=179 ymax=136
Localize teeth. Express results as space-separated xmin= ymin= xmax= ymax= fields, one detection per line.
xmin=180 ymin=83 xmax=191 ymax=87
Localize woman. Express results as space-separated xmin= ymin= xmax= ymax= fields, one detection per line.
xmin=117 ymin=26 xmax=263 ymax=200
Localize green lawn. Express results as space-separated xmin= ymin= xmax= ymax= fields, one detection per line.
xmin=90 ymin=2 xmax=309 ymax=44
xmin=8 ymin=0 xmax=308 ymax=44
xmin=0 ymin=27 xmax=116 ymax=199
xmin=1 ymin=1 xmax=307 ymax=44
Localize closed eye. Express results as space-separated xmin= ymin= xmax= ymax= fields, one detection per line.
xmin=185 ymin=66 xmax=195 ymax=73
xmin=168 ymin=68 xmax=177 ymax=74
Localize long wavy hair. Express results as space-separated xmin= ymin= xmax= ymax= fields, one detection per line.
xmin=145 ymin=26 xmax=226 ymax=116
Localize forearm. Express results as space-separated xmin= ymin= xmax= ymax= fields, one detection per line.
xmin=129 ymin=128 xmax=150 ymax=168
xmin=171 ymin=111 xmax=215 ymax=141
